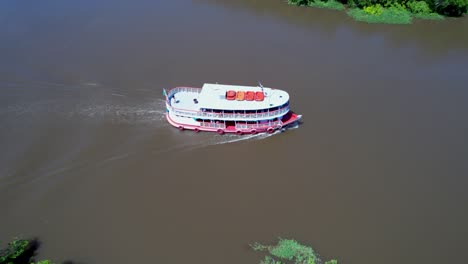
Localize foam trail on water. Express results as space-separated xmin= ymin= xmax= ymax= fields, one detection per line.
xmin=1 ymin=80 xmax=167 ymax=122
xmin=285 ymin=123 xmax=300 ymax=130
xmin=179 ymin=129 xmax=284 ymax=152
xmin=213 ymin=131 xmax=278 ymax=145
xmin=68 ymin=98 xmax=168 ymax=124
xmin=178 ymin=121 xmax=305 ymax=152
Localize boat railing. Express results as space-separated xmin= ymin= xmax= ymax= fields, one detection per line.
xmin=235 ymin=121 xmax=282 ymax=129
xmin=166 ymin=87 xmax=201 ymax=101
xmin=198 ymin=121 xmax=281 ymax=129
xmin=200 ymin=121 xmax=226 ymax=129
xmin=167 ymin=105 xmax=290 ymax=120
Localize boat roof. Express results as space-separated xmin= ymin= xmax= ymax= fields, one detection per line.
xmin=196 ymin=83 xmax=289 ymax=111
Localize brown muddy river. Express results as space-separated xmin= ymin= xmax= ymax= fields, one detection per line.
xmin=1 ymin=0 xmax=468 ymax=263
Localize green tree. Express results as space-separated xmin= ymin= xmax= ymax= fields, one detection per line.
xmin=0 ymin=238 xmax=54 ymax=264
xmin=251 ymin=238 xmax=338 ymax=264
xmin=288 ymin=0 xmax=310 ymax=6
xmin=433 ymin=0 xmax=468 ymax=15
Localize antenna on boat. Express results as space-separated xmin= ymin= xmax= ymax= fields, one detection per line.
xmin=258 ymin=81 xmax=264 ymax=92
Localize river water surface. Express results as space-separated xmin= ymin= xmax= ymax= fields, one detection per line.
xmin=1 ymin=1 xmax=468 ymax=263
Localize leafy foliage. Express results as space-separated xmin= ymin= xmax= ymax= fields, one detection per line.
xmin=347 ymin=6 xmax=413 ymax=23
xmin=0 ymin=239 xmax=29 ymax=263
xmin=407 ymin=1 xmax=432 ymax=13
xmin=433 ymin=0 xmax=468 ymax=16
xmin=0 ymin=238 xmax=54 ymax=264
xmin=251 ymin=238 xmax=337 ymax=264
xmin=364 ymin=4 xmax=384 ymax=15
xmin=308 ymin=0 xmax=346 ymax=10
xmin=287 ymin=0 xmax=465 ymax=23
xmin=288 ymin=0 xmax=310 ymax=6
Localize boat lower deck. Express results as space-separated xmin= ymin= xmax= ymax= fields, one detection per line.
xmin=166 ymin=111 xmax=302 ymax=134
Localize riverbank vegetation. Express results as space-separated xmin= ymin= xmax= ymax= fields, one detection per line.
xmin=288 ymin=0 xmax=467 ymax=24
xmin=1 ymin=238 xmax=52 ymax=264
xmin=251 ymin=238 xmax=337 ymax=264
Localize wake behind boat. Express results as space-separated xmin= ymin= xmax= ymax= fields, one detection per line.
xmin=164 ymin=83 xmax=302 ymax=135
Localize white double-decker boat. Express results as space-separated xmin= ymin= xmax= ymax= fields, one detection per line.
xmin=164 ymin=83 xmax=302 ymax=135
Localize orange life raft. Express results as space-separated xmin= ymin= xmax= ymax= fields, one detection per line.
xmin=236 ymin=91 xmax=245 ymax=101
xmin=226 ymin=90 xmax=236 ymax=100
xmin=255 ymin=91 xmax=265 ymax=101
xmin=245 ymin=91 xmax=255 ymax=101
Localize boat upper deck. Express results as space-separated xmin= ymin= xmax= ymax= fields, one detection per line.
xmin=169 ymin=83 xmax=290 ymax=112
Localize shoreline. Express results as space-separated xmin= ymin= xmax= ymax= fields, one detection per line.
xmin=287 ymin=0 xmax=467 ymax=24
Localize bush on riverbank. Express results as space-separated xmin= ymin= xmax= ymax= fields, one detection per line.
xmin=288 ymin=0 xmax=466 ymax=24
xmin=308 ymin=0 xmax=346 ymax=10
xmin=251 ymin=238 xmax=338 ymax=264
xmin=347 ymin=4 xmax=413 ymax=24
xmin=0 ymin=238 xmax=53 ymax=264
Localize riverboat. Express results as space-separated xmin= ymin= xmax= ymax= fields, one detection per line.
xmin=164 ymin=83 xmax=302 ymax=135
